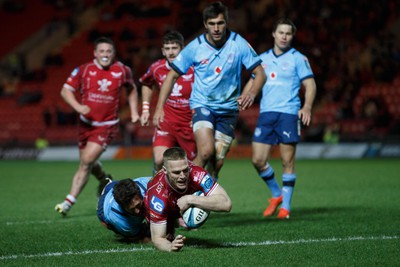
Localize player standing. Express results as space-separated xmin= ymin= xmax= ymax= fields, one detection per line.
xmin=245 ymin=18 xmax=317 ymax=219
xmin=144 ymin=147 xmax=232 ymax=252
xmin=152 ymin=2 xmax=266 ymax=180
xmin=139 ymin=31 xmax=196 ymax=172
xmin=55 ymin=37 xmax=139 ymax=216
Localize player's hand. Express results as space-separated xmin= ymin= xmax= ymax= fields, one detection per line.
xmin=152 ymin=108 xmax=164 ymax=129
xmin=298 ymin=106 xmax=312 ymax=126
xmin=171 ymin=235 xmax=186 ymax=252
xmin=237 ymin=92 xmax=255 ymax=111
xmin=140 ymin=111 xmax=150 ymax=126
xmin=177 ymin=195 xmax=192 ymax=214
xmin=131 ymin=112 xmax=140 ymax=124
xmin=78 ymin=105 xmax=90 ymax=115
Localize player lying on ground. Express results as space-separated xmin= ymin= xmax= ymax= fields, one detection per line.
xmin=144 ymin=147 xmax=232 ymax=252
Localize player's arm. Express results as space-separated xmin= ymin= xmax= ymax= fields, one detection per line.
xmin=238 ymin=65 xmax=266 ymax=111
xmin=125 ymin=83 xmax=140 ymax=123
xmin=298 ymin=77 xmax=316 ymax=126
xmin=178 ymin=185 xmax=232 ymax=212
xmin=150 ymin=223 xmax=186 ymax=252
xmin=60 ymin=86 xmax=90 ymax=115
xmin=140 ymin=84 xmax=154 ymax=126
xmin=152 ymin=69 xmax=180 ymax=128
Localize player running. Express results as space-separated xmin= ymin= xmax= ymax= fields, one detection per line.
xmin=139 ymin=31 xmax=196 ymax=172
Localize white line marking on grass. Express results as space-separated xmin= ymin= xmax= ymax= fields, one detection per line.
xmin=6 ymin=220 xmax=55 ymax=226
xmin=1 ymin=235 xmax=398 ymax=261
xmin=0 ymin=247 xmax=153 ymax=260
xmin=221 ymin=235 xmax=399 ymax=247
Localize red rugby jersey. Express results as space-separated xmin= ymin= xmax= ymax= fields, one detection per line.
xmin=139 ymin=59 xmax=194 ymax=126
xmin=64 ymin=59 xmax=134 ymax=125
xmin=144 ymin=162 xmax=217 ymax=225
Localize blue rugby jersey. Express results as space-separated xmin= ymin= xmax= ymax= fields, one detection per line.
xmin=172 ymin=31 xmax=261 ymax=114
xmin=258 ymin=48 xmax=314 ymax=115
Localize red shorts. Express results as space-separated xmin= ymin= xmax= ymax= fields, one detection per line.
xmin=152 ymin=121 xmax=197 ymax=160
xmin=78 ymin=121 xmax=118 ymax=150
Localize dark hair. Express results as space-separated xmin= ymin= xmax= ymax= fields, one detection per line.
xmin=163 ymin=31 xmax=184 ymax=47
xmin=163 ymin=147 xmax=187 ymax=166
xmin=94 ymin=36 xmax=115 ymax=49
xmin=272 ymin=18 xmax=297 ymax=35
xmin=113 ymin=179 xmax=141 ymax=212
xmin=203 ymin=1 xmax=228 ymax=23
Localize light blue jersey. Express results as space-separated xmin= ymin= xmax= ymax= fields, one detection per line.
xmin=101 ymin=177 xmax=150 ymax=237
xmin=172 ymin=30 xmax=262 ymax=114
xmin=259 ymin=48 xmax=314 ymax=115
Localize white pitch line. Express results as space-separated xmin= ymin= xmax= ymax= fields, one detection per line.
xmin=0 ymin=235 xmax=398 ymax=261
xmin=6 ymin=220 xmax=57 ymax=226
xmin=0 ymin=247 xmax=153 ymax=261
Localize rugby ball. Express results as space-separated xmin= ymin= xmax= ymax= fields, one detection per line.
xmin=182 ymin=191 xmax=210 ymax=229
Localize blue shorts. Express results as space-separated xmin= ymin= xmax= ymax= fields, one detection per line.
xmin=192 ymin=107 xmax=238 ymax=138
xmin=253 ymin=112 xmax=300 ymax=145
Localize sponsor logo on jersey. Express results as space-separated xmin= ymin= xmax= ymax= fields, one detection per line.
xmin=98 ymin=79 xmax=111 ymax=92
xmin=150 ymin=195 xmax=165 ymax=214
xmin=215 ymin=66 xmax=222 ymax=74
xmin=269 ymin=72 xmax=277 ymax=80
xmin=193 ymin=170 xmax=205 ymax=183
xmin=89 ymin=71 xmax=97 ymax=76
xmin=200 ymin=175 xmax=214 ymax=192
xmin=111 ymin=72 xmax=122 ymax=78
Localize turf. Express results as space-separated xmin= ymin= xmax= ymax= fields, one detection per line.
xmin=0 ymin=158 xmax=399 ymax=266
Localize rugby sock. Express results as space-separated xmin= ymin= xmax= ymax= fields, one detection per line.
xmin=281 ymin=173 xmax=296 ymax=211
xmin=259 ymin=166 xmax=281 ymax=198
xmin=64 ymin=194 xmax=76 ymax=207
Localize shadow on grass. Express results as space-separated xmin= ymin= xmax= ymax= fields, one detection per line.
xmin=207 ymin=206 xmax=362 ymax=227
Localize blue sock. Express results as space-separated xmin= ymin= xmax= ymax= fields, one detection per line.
xmin=259 ymin=166 xmax=281 ymax=198
xmin=281 ymin=173 xmax=296 ymax=211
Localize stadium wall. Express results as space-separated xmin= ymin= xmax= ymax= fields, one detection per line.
xmin=1 ymin=143 xmax=400 ymax=160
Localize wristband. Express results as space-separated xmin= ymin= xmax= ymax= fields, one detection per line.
xmin=142 ymin=101 xmax=150 ymax=113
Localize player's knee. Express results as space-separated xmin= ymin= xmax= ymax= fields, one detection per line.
xmin=197 ymin=149 xmax=213 ymax=162
xmin=251 ymin=157 xmax=265 ymax=171
xmin=193 ymin=120 xmax=213 ymax=132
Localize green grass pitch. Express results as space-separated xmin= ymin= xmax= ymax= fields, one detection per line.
xmin=0 ymin=158 xmax=399 ymax=266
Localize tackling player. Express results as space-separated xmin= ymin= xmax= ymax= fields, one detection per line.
xmin=139 ymin=31 xmax=196 ymax=172
xmin=97 ymin=177 xmax=151 ymax=242
xmin=144 ymin=147 xmax=232 ymax=252
xmin=55 ymin=37 xmax=139 ymax=216
xmin=244 ymin=18 xmax=317 ymax=219
xmin=152 ymin=2 xmax=266 ymax=180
